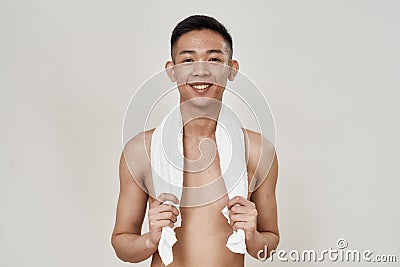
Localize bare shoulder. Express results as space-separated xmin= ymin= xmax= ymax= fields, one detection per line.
xmin=241 ymin=128 xmax=277 ymax=192
xmin=122 ymin=128 xmax=155 ymax=188
xmin=124 ymin=128 xmax=155 ymax=153
xmin=242 ymin=128 xmax=275 ymax=155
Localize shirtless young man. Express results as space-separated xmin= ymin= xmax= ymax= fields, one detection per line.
xmin=111 ymin=15 xmax=279 ymax=266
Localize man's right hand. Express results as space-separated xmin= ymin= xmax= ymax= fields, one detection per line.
xmin=147 ymin=193 xmax=180 ymax=248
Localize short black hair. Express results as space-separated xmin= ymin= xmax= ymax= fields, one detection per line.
xmin=170 ymin=15 xmax=233 ymax=61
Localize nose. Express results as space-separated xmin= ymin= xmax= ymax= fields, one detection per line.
xmin=191 ymin=61 xmax=211 ymax=77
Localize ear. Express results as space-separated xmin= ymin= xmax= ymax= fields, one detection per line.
xmin=228 ymin=60 xmax=239 ymax=81
xmin=165 ymin=61 xmax=176 ymax=82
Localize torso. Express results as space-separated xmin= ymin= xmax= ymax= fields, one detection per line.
xmin=142 ymin=129 xmax=256 ymax=267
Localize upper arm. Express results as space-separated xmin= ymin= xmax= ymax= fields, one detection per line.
xmin=112 ymin=133 xmax=150 ymax=237
xmin=249 ymin=134 xmax=279 ymax=235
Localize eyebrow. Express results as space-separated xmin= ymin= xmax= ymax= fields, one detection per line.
xmin=178 ymin=49 xmax=226 ymax=55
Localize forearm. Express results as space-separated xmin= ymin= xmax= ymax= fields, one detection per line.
xmin=246 ymin=231 xmax=279 ymax=259
xmin=112 ymin=232 xmax=157 ymax=263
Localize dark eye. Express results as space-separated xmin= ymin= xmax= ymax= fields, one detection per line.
xmin=209 ymin=58 xmax=222 ymax=62
xmin=182 ymin=58 xmax=194 ymax=63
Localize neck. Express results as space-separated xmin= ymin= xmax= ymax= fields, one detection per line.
xmin=180 ymin=102 xmax=222 ymax=138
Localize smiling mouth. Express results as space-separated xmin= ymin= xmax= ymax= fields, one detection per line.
xmin=187 ymin=82 xmax=213 ymax=93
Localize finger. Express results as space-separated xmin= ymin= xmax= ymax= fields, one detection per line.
xmin=157 ymin=219 xmax=174 ymax=228
xmin=230 ymin=205 xmax=252 ymax=214
xmin=149 ymin=196 xmax=175 ymax=208
xmin=228 ymin=196 xmax=246 ymax=209
xmin=157 ymin=193 xmax=179 ymax=205
xmin=150 ymin=198 xmax=162 ymax=208
xmin=153 ymin=211 xmax=177 ymax=223
xmin=152 ymin=203 xmax=179 ymax=216
xmin=232 ymin=221 xmax=248 ymax=231
xmin=229 ymin=214 xmax=249 ymax=226
xmin=163 ymin=205 xmax=179 ymax=216
xmin=228 ymin=196 xmax=256 ymax=209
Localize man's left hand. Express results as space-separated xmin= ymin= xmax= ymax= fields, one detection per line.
xmin=228 ymin=196 xmax=258 ymax=241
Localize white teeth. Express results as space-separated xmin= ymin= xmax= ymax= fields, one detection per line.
xmin=191 ymin=84 xmax=211 ymax=90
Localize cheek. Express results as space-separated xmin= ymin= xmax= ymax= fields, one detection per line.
xmin=175 ymin=74 xmax=187 ymax=87
xmin=208 ymin=64 xmax=230 ymax=84
xmin=173 ymin=66 xmax=192 ymax=86
xmin=209 ymin=86 xmax=225 ymax=98
xmin=216 ymin=86 xmax=225 ymax=95
xmin=177 ymin=84 xmax=189 ymax=95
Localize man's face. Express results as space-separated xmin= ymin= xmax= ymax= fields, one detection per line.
xmin=166 ymin=30 xmax=239 ymax=106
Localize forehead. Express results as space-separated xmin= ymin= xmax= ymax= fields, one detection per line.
xmin=175 ymin=30 xmax=228 ymax=53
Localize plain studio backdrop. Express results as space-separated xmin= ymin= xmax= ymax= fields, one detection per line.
xmin=1 ymin=1 xmax=399 ymax=266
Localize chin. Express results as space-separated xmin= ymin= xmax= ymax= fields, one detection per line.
xmin=188 ymin=97 xmax=215 ymax=107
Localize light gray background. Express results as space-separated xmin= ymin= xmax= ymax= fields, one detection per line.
xmin=1 ymin=1 xmax=399 ymax=266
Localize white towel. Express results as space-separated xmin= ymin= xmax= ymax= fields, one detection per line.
xmin=150 ymin=104 xmax=248 ymax=266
